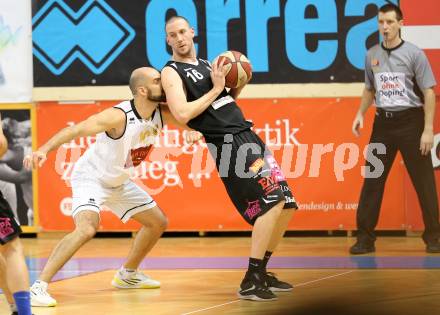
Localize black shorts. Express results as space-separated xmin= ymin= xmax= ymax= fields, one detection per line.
xmin=206 ymin=130 xmax=298 ymax=225
xmin=0 ymin=191 xmax=22 ymax=245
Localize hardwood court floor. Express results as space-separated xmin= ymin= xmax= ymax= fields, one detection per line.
xmin=1 ymin=236 xmax=440 ymax=315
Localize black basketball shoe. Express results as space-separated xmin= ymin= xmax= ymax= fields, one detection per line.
xmin=237 ymin=271 xmax=277 ymax=301
xmin=264 ymin=272 xmax=293 ymax=292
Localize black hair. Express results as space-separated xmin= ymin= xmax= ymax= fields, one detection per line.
xmin=379 ymin=3 xmax=403 ymax=21
xmin=165 ymin=16 xmax=190 ymax=31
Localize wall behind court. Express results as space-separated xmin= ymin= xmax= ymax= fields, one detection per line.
xmin=19 ymin=0 xmax=440 ymax=231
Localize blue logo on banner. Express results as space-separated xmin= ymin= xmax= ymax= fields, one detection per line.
xmin=32 ymin=0 xmax=135 ymax=75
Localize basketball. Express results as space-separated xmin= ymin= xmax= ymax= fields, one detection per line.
xmin=215 ymin=51 xmax=252 ymax=89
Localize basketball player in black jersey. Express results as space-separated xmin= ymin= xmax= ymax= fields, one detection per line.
xmin=162 ymin=16 xmax=298 ymax=301
xmin=0 ymin=113 xmax=32 ymax=315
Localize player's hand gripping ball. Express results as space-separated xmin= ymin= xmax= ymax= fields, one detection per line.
xmin=214 ymin=51 xmax=252 ymax=89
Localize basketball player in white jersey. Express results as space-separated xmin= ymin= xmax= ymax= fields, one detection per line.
xmin=23 ymin=67 xmax=201 ymax=307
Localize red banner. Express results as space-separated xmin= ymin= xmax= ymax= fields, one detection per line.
xmin=403 ymin=99 xmax=440 ymax=232
xmin=35 ymin=98 xmax=423 ymax=231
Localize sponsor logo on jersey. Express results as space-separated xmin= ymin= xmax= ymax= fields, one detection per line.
xmin=285 ymin=196 xmax=296 ymax=204
xmin=249 ymin=158 xmax=265 ymax=174
xmin=139 ymin=126 xmax=159 ymax=142
xmin=211 ymin=95 xmax=234 ymax=110
xmin=258 ymin=175 xmax=280 ymax=194
xmin=262 ymin=197 xmax=278 ymax=204
xmin=0 ymin=217 xmax=14 ymax=239
xmin=125 ymin=146 xmax=152 ymax=168
xmin=244 ymin=200 xmax=262 ymax=220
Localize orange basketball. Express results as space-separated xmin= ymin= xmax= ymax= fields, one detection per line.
xmin=215 ymin=51 xmax=252 ymax=89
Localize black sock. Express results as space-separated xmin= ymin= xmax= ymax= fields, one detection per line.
xmin=262 ymin=251 xmax=273 ymax=273
xmin=248 ymin=257 xmax=263 ymax=273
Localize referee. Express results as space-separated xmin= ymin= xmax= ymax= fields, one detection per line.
xmin=350 ymin=3 xmax=440 ymax=254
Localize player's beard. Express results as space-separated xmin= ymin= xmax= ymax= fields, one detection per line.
xmin=175 ymin=43 xmax=195 ymax=59
xmin=147 ymin=89 xmax=166 ymax=102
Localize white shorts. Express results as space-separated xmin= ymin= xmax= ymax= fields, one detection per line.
xmin=71 ymin=177 xmax=156 ymax=223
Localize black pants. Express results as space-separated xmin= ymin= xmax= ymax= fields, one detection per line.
xmin=0 ymin=190 xmax=22 ymax=245
xmin=356 ymin=107 xmax=440 ymax=244
xmin=205 ymin=130 xmax=297 ymax=225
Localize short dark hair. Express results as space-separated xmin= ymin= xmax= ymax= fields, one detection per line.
xmin=379 ymin=3 xmax=403 ymax=21
xmin=165 ymin=16 xmax=190 ymax=30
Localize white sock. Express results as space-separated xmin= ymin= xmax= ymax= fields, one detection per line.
xmin=10 ymin=304 xmax=17 ymax=312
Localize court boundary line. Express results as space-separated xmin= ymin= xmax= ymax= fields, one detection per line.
xmin=180 ymin=270 xmax=354 ymax=315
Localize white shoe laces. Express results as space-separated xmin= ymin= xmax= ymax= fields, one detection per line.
xmin=131 ymin=270 xmax=150 ymax=280
xmin=32 ymin=284 xmax=51 ymax=297
xmin=121 ymin=269 xmax=147 ymax=279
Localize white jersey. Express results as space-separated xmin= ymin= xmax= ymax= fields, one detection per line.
xmin=73 ymin=100 xmax=163 ymax=187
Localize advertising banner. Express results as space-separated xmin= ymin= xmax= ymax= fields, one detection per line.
xmin=32 ymin=0 xmax=400 ymax=86
xmin=0 ymin=1 xmax=33 ymax=102
xmin=403 ymin=99 xmax=440 ymax=232
xmin=36 ymin=98 xmax=409 ymax=231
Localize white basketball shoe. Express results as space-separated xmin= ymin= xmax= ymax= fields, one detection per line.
xmin=111 ymin=267 xmax=160 ymax=289
xmin=30 ymin=280 xmax=57 ymax=307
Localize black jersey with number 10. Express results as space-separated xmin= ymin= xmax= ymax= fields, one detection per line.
xmin=164 ymin=58 xmax=252 ymax=139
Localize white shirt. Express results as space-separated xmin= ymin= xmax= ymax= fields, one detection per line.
xmin=73 ymin=100 xmax=163 ymax=187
